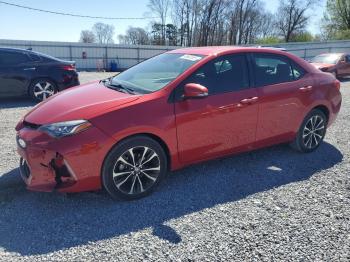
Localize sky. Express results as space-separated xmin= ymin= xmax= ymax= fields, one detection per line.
xmin=0 ymin=0 xmax=327 ymax=43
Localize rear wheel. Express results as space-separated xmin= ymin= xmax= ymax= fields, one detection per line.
xmin=102 ymin=136 xmax=167 ymax=200
xmin=29 ymin=78 xmax=57 ymax=102
xmin=291 ymin=109 xmax=327 ymax=153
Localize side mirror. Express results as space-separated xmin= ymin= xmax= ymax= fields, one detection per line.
xmin=183 ymin=83 xmax=208 ymax=99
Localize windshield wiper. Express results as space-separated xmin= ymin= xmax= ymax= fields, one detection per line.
xmin=100 ymin=78 xmax=136 ymax=94
xmin=106 ymin=83 xmax=136 ymax=95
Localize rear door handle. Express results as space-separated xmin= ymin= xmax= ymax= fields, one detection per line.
xmin=299 ymin=85 xmax=313 ymax=92
xmin=23 ymin=67 xmax=36 ymax=71
xmin=240 ymin=97 xmax=259 ymax=104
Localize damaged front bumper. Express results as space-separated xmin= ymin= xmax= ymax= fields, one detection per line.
xmin=16 ymin=123 xmax=113 ymax=193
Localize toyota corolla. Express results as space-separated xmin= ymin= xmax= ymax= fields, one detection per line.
xmin=15 ymin=47 xmax=342 ymax=200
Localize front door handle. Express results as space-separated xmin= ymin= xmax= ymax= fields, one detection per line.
xmin=240 ymin=97 xmax=259 ymax=104
xmin=299 ymin=85 xmax=313 ymax=92
xmin=23 ymin=67 xmax=36 ymax=71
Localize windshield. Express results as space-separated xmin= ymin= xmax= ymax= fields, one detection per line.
xmin=110 ymin=53 xmax=204 ymax=93
xmin=311 ymin=54 xmax=342 ymax=64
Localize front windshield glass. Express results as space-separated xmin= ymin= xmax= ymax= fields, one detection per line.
xmin=111 ymin=53 xmax=204 ymax=93
xmin=311 ymin=54 xmax=342 ymax=64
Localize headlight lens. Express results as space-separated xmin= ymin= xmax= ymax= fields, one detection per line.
xmin=39 ymin=120 xmax=92 ymax=138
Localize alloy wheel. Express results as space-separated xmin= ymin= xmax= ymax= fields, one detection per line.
xmin=112 ymin=146 xmax=161 ymax=195
xmin=33 ymin=81 xmax=55 ymax=100
xmin=302 ymin=115 xmax=325 ymax=149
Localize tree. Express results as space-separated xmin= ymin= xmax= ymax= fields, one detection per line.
xmin=79 ymin=30 xmax=96 ymax=43
xmin=321 ymin=0 xmax=350 ymax=40
xmin=92 ymin=22 xmax=115 ymax=44
xmin=276 ymin=0 xmax=317 ymax=42
xmin=148 ymin=0 xmax=170 ymax=45
xmin=150 ymin=23 xmax=164 ymax=45
xmin=165 ymin=24 xmax=178 ymax=45
xmin=119 ymin=27 xmax=150 ymax=45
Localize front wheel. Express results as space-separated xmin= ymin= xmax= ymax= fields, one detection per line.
xmin=291 ymin=109 xmax=327 ymax=153
xmin=102 ymin=136 xmax=167 ymax=200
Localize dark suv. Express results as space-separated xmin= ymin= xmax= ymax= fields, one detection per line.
xmin=0 ymin=48 xmax=80 ymax=101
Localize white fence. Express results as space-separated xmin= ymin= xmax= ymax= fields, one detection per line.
xmin=1 ymin=39 xmax=350 ymax=71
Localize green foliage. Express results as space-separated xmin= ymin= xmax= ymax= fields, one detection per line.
xmin=255 ymin=36 xmax=281 ymax=45
xmin=335 ymin=29 xmax=350 ymax=40
xmin=322 ymin=0 xmax=350 ymax=40
xmin=290 ymin=32 xmax=314 ymax=42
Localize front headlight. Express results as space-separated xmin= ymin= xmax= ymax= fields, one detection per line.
xmin=39 ymin=120 xmax=92 ymax=138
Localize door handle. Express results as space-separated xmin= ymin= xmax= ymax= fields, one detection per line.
xmin=299 ymin=85 xmax=313 ymax=92
xmin=23 ymin=67 xmax=36 ymax=71
xmin=240 ymin=97 xmax=259 ymax=104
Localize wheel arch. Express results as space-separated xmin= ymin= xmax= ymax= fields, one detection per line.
xmin=312 ymin=104 xmax=330 ymax=122
xmin=102 ymin=132 xmax=172 ymax=173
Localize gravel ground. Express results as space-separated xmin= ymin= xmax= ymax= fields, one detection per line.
xmin=0 ymin=73 xmax=349 ymax=261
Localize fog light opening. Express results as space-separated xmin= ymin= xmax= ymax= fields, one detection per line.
xmin=50 ymin=153 xmax=77 ymax=189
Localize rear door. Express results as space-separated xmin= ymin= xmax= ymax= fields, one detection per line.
xmin=175 ymin=53 xmax=259 ymax=163
xmin=0 ymin=50 xmax=33 ymax=97
xmin=251 ymin=52 xmax=314 ymax=145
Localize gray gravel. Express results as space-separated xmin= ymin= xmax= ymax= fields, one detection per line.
xmin=0 ymin=73 xmax=349 ymax=261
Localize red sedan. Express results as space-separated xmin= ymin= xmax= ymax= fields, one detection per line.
xmin=310 ymin=53 xmax=350 ymax=78
xmin=16 ymin=47 xmax=342 ymax=200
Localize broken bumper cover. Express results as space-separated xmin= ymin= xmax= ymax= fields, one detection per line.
xmin=16 ymin=125 xmax=113 ymax=193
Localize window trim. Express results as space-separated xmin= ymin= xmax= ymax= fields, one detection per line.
xmin=250 ymin=52 xmax=306 ymax=88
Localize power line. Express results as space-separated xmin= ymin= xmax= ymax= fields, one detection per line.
xmin=0 ymin=1 xmax=159 ymax=20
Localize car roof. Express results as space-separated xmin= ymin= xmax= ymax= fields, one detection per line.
xmin=167 ymin=46 xmax=287 ymax=56
xmin=0 ymin=47 xmax=30 ymax=52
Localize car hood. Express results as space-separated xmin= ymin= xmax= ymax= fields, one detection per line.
xmin=24 ymin=81 xmax=140 ymax=125
xmin=310 ymin=62 xmax=334 ymax=69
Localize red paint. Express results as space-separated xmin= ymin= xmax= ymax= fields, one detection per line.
xmin=16 ymin=47 xmax=342 ymax=193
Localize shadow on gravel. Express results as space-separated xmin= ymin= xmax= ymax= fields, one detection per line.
xmin=0 ymin=142 xmax=343 ymax=255
xmin=0 ymin=97 xmax=36 ymax=109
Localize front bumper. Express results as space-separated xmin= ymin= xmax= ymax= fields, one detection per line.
xmin=16 ymin=125 xmax=113 ymax=193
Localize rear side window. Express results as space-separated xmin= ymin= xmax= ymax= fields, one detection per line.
xmin=0 ymin=51 xmax=30 ymax=65
xmin=185 ymin=54 xmax=250 ymax=95
xmin=253 ymin=53 xmax=296 ymax=87
xmin=28 ymin=53 xmax=42 ymax=62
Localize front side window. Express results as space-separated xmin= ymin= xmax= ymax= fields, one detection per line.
xmin=183 ymin=54 xmax=249 ymax=95
xmin=111 ymin=53 xmax=205 ymax=93
xmin=0 ymin=51 xmax=29 ymax=65
xmin=253 ymin=54 xmax=295 ymax=87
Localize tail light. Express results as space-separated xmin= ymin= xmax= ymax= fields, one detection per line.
xmin=61 ymin=64 xmax=76 ymax=71
xmin=334 ymin=79 xmax=341 ymax=90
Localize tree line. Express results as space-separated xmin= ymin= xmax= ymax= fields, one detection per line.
xmin=80 ymin=0 xmax=350 ymax=46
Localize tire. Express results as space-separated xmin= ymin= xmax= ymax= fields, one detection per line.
xmin=29 ymin=78 xmax=57 ymax=102
xmin=102 ymin=136 xmax=168 ymax=200
xmin=291 ymin=109 xmax=328 ymax=153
